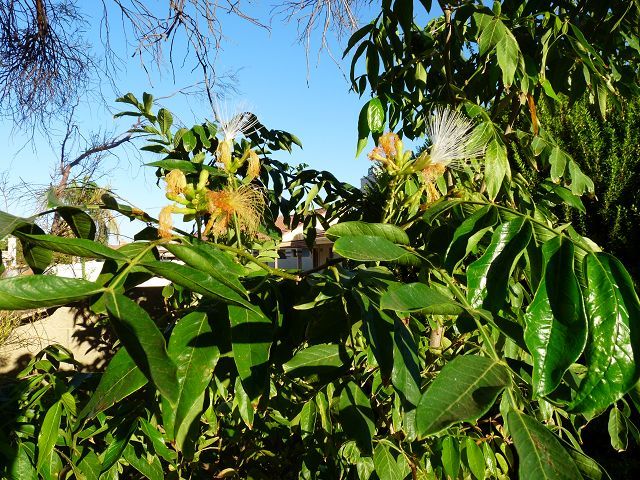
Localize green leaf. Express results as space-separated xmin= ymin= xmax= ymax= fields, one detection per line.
xmin=356 ymin=102 xmax=371 ymax=157
xmin=163 ymin=311 xmax=219 ymax=440
xmin=467 ymin=218 xmax=532 ymax=311
xmin=445 ymin=206 xmax=499 ymax=271
xmin=465 ymin=437 xmax=486 ymax=480
xmin=568 ymin=160 xmax=595 ymax=196
xmin=139 ymin=419 xmax=177 ymax=462
xmin=123 ymin=444 xmax=163 ymax=480
xmin=283 ymin=343 xmax=347 ymax=376
xmin=228 ymin=305 xmax=272 ymax=401
xmin=496 ymin=32 xmax=520 ymax=86
xmin=608 ymin=406 xmax=628 ymax=452
xmin=76 ymin=451 xmax=101 ymax=480
xmin=145 ymin=159 xmax=198 ymax=173
xmin=549 ymin=146 xmax=569 ymax=182
xmin=104 ymin=291 xmax=179 ymax=404
xmin=416 ymin=355 xmax=510 ymax=437
xmin=507 ymin=410 xmax=582 ymax=479
xmin=343 ymin=23 xmax=373 ymax=56
xmin=157 ymin=108 xmax=173 ymax=137
xmin=181 ymin=130 xmax=197 ymax=152
xmin=569 ymin=253 xmax=640 ymax=414
xmin=142 ymin=261 xmax=253 ymax=310
xmin=0 ymin=210 xmax=33 ymax=238
xmin=300 ymin=400 xmax=317 ymax=437
xmin=339 ymin=381 xmax=376 ymax=453
xmin=422 ymin=198 xmax=463 ymax=225
xmin=478 ymin=17 xmax=506 ymax=55
xmin=524 ymin=236 xmax=587 ymax=397
xmin=77 ymin=348 xmax=147 ymax=422
xmin=326 ymin=221 xmax=410 ymax=244
xmin=17 ymin=224 xmax=52 ymax=274
xmin=380 ymin=282 xmax=463 ymax=315
xmin=235 ymin=376 xmax=255 ymax=429
xmin=367 ymin=98 xmax=385 ymax=133
xmin=484 ymin=139 xmax=508 ymax=200
xmin=373 ymin=443 xmax=403 ymax=480
xmin=36 ymin=401 xmax=62 ymax=472
xmin=442 ymin=436 xmax=461 ymax=480
xmin=164 ymin=242 xmax=246 ymax=293
xmin=334 ymin=235 xmax=409 ymax=262
xmin=0 ymin=275 xmax=103 ymax=310
xmin=9 ymin=442 xmax=37 ymax=480
xmin=391 ymin=318 xmax=421 ymax=407
xmin=57 ymin=207 xmax=96 ymax=240
xmin=101 ymin=420 xmax=136 ymax=473
xmin=14 ymin=233 xmax=126 ymax=260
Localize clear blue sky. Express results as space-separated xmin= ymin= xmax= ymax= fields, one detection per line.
xmin=0 ymin=1 xmax=431 ymax=239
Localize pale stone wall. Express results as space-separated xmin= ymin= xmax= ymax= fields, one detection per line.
xmin=0 ymin=307 xmax=108 ymax=374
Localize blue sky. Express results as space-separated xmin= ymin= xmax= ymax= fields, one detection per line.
xmin=0 ymin=1 xmax=429 ymax=239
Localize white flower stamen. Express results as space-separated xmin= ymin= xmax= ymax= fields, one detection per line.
xmin=213 ymin=99 xmax=259 ymax=142
xmin=427 ymin=107 xmax=485 ymax=169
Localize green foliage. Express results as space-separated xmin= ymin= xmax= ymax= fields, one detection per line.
xmin=538 ymin=95 xmax=640 ymax=278
xmin=0 ymin=2 xmax=639 ymax=478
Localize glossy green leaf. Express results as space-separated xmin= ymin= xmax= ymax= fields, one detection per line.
xmin=381 ymin=282 xmax=464 ymax=316
xmin=442 ymin=436 xmax=461 ymax=480
xmin=496 ymin=31 xmax=520 ymax=86
xmin=9 ymin=442 xmax=37 ymax=480
xmin=163 ymin=311 xmax=219 ymax=440
xmin=608 ymin=406 xmax=628 ymax=452
xmin=283 ymin=343 xmax=346 ymax=376
xmin=17 ymin=224 xmax=52 ymax=274
xmin=422 ymin=198 xmax=463 ymax=225
xmin=57 ymin=207 xmax=97 ymax=240
xmin=14 ymin=233 xmax=126 ymax=260
xmin=356 ymin=101 xmax=371 ymax=157
xmin=164 ymin=242 xmax=245 ymax=293
xmin=123 ymin=444 xmax=163 ymax=480
xmin=0 ymin=275 xmax=103 ymax=310
xmin=524 ymin=236 xmax=587 ymax=397
xmin=467 ymin=218 xmax=532 ymax=311
xmin=145 ymin=159 xmax=198 ymax=173
xmin=101 ymin=420 xmax=136 ymax=473
xmin=391 ymin=319 xmax=421 ymax=407
xmin=104 ymin=291 xmax=179 ymax=404
xmin=142 ymin=261 xmax=253 ymax=310
xmin=181 ymin=130 xmax=197 ymax=152
xmin=76 ymin=451 xmax=101 ymax=480
xmin=507 ymin=410 xmax=582 ymax=479
xmin=373 ymin=443 xmax=402 ymax=480
xmin=139 ymin=419 xmax=177 ymax=462
xmin=484 ymin=138 xmax=509 ymax=200
xmin=367 ymin=98 xmax=385 ymax=133
xmin=300 ymin=400 xmax=317 ymax=437
xmin=416 ymin=355 xmax=510 ymax=437
xmin=235 ymin=376 xmax=254 ymax=429
xmin=334 ymin=235 xmax=408 ymax=262
xmin=549 ymin=146 xmax=569 ymax=182
xmin=326 ymin=221 xmax=409 ymax=244
xmin=0 ymin=210 xmax=33 ymax=238
xmin=36 ymin=401 xmax=62 ymax=472
xmin=465 ymin=437 xmax=486 ymax=480
xmin=173 ymin=390 xmax=205 ymax=458
xmin=445 ymin=205 xmax=498 ymax=271
xmin=569 ymin=253 xmax=640 ymax=414
xmin=228 ymin=305 xmax=272 ymax=401
xmin=339 ymin=381 xmax=375 ymax=453
xmin=77 ymin=348 xmax=147 ymax=422
xmin=157 ymin=108 xmax=173 ymax=136
xmin=478 ymin=16 xmax=506 ymax=55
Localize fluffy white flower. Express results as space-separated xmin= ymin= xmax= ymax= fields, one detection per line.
xmin=213 ymin=99 xmax=259 ymax=142
xmin=427 ymin=107 xmax=485 ymax=169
